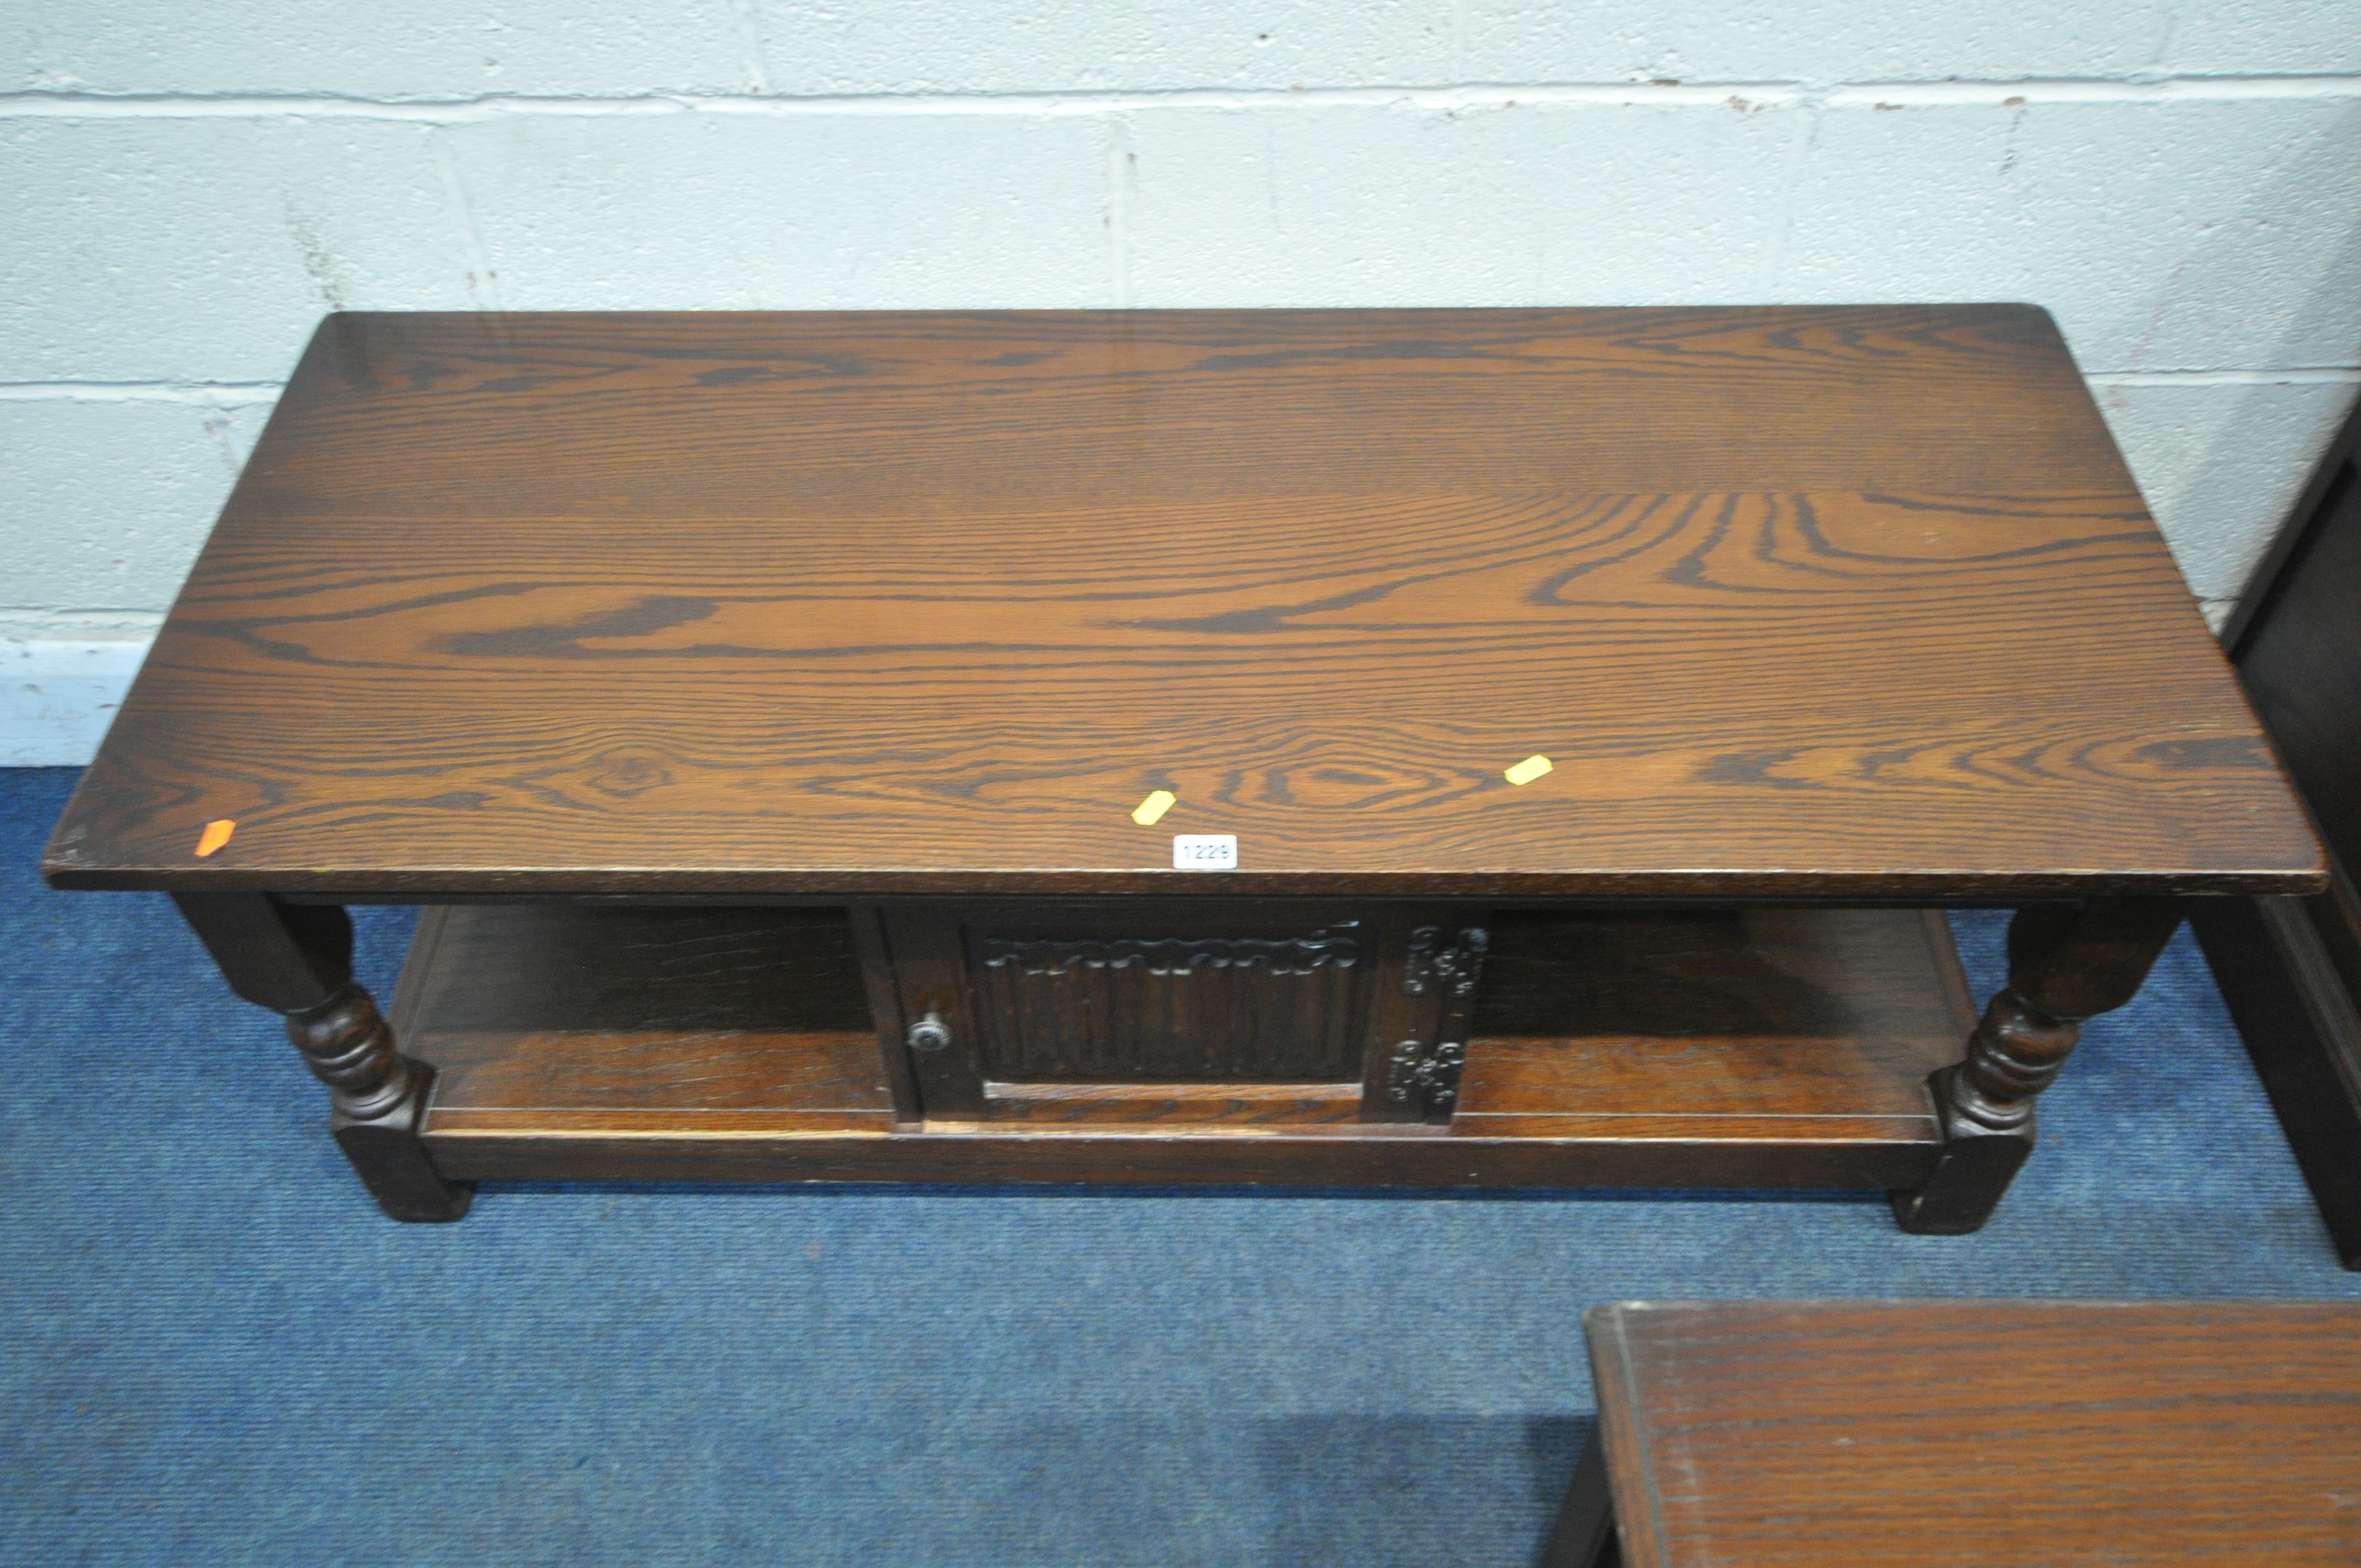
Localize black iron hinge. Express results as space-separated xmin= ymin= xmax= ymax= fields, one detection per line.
xmin=1391 ymin=924 xmax=1489 ymax=1116
xmin=1386 ymin=1037 xmax=1467 ymax=1112
xmin=1403 ymin=924 xmax=1489 ymax=1000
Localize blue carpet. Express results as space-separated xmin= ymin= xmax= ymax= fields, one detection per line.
xmin=3 ymin=764 xmax=2355 ymax=1567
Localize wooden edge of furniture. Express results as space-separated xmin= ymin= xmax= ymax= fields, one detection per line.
xmin=387 ymin=901 xmax=1979 ymax=1193
xmin=1536 ymin=1409 xmax=1623 ymax=1568
xmin=2198 ymin=383 xmax=2361 ymax=1271
xmin=2193 ymin=888 xmax=2361 ymax=1268
xmin=34 ymin=306 xmax=2327 ymax=903
xmin=41 ymin=864 xmax=2332 ymax=897
xmin=1580 ymin=1302 xmax=1661 ymax=1568
xmin=1543 ymin=1299 xmax=2361 ymax=1568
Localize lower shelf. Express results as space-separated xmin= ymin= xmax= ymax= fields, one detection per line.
xmin=396 ymin=902 xmax=1977 ymax=1190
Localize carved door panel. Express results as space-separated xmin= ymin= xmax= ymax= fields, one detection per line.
xmin=873 ymin=901 xmax=1488 ymax=1125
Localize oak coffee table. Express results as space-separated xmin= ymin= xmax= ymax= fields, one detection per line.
xmin=1543 ymin=1300 xmax=2361 ymax=1567
xmin=42 ymin=308 xmax=2322 ymax=1223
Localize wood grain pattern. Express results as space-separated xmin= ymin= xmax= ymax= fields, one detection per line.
xmin=407 ymin=901 xmax=1963 ymax=1188
xmin=41 ymin=308 xmax=2319 ymax=899
xmin=1474 ymin=907 xmax=1971 ymax=1057
xmin=389 ymin=903 xmax=889 ymax=1114
xmin=420 ymin=1119 xmax=1941 ymax=1190
xmin=1580 ymin=1300 xmax=2361 ymax=1567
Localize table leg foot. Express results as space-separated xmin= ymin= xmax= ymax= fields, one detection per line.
xmin=332 ymin=1112 xmax=471 ymax=1222
xmin=177 ymin=893 xmax=475 ymax=1222
xmin=1891 ymin=899 xmax=2180 ymax=1235
xmin=290 ymin=984 xmax=472 ymax=1222
xmin=1889 ymin=1066 xmax=2039 ymax=1234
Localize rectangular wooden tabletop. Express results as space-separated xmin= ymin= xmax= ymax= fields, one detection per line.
xmin=42 ymin=308 xmax=2321 ymax=898
xmin=1583 ymin=1299 xmax=2361 ymax=1567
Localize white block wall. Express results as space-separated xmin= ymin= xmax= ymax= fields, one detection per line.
xmin=7 ymin=3 xmax=2359 ymax=761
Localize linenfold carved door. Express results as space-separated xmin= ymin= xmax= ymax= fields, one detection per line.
xmin=872 ymin=901 xmax=1488 ymax=1125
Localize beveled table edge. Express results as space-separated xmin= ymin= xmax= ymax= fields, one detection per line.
xmin=37 ymin=859 xmax=2331 ymax=899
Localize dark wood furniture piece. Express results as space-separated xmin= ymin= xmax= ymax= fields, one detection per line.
xmin=2191 ymin=389 xmax=2361 ymax=1268
xmin=1542 ymin=1299 xmax=2361 ymax=1567
xmin=42 ymin=309 xmax=2323 ymax=1224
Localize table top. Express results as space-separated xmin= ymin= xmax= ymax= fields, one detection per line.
xmin=43 ymin=308 xmax=2322 ymax=898
xmin=1586 ymin=1299 xmax=2361 ymax=1568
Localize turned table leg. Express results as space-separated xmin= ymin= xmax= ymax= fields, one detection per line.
xmin=175 ymin=892 xmax=472 ymax=1222
xmin=1892 ymin=897 xmax=2182 ymax=1235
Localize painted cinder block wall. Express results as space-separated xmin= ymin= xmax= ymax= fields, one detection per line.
xmin=5 ymin=3 xmax=2359 ymax=761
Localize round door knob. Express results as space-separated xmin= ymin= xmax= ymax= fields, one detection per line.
xmin=906 ymin=1010 xmax=953 ymax=1053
